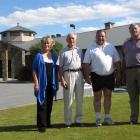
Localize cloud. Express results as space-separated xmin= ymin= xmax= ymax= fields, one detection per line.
xmin=0 ymin=1 xmax=139 ymax=27
xmin=13 ymin=6 xmax=24 ymax=11
xmin=116 ymin=17 xmax=140 ymax=26
xmin=119 ymin=0 xmax=140 ymax=10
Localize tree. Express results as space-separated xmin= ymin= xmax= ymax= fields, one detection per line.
xmin=53 ymin=41 xmax=63 ymax=55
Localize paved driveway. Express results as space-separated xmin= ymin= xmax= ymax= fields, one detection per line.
xmin=0 ymin=81 xmax=35 ymax=110
xmin=0 ymin=79 xmax=93 ymax=110
xmin=0 ymin=79 xmax=127 ymax=110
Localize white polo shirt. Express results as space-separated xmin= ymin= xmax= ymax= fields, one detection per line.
xmin=83 ymin=42 xmax=120 ymax=75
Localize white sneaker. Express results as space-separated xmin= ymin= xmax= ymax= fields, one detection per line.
xmin=103 ymin=118 xmax=114 ymax=125
xmin=65 ymin=124 xmax=71 ymax=128
xmin=96 ymin=118 xmax=102 ymax=126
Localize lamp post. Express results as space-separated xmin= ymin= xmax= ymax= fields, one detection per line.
xmin=70 ymin=24 xmax=76 ymax=33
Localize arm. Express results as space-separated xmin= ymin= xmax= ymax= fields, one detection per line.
xmin=83 ymin=47 xmax=92 ymax=84
xmin=114 ymin=60 xmax=121 ymax=86
xmin=56 ymin=65 xmax=59 ymax=90
xmin=83 ymin=63 xmax=92 ymax=84
xmin=32 ymin=70 xmax=39 ymax=92
xmin=120 ymin=47 xmax=126 ymax=85
xmin=58 ymin=66 xmax=68 ymax=89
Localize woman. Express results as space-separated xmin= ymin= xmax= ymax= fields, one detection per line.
xmin=32 ymin=36 xmax=58 ymax=132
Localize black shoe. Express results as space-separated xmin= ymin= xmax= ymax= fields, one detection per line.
xmin=38 ymin=128 xmax=46 ymax=133
xmin=47 ymin=124 xmax=52 ymax=128
xmin=130 ymin=121 xmax=138 ymax=125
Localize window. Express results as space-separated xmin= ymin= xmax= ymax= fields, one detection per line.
xmin=2 ymin=33 xmax=7 ymax=37
xmin=23 ymin=32 xmax=32 ymax=36
xmin=10 ymin=32 xmax=20 ymax=36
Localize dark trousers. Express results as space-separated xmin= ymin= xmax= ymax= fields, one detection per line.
xmin=37 ymin=84 xmax=53 ymax=129
xmin=126 ymin=68 xmax=140 ymax=122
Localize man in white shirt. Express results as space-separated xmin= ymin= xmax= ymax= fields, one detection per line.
xmin=83 ymin=30 xmax=120 ymax=126
xmin=59 ymin=33 xmax=84 ymax=128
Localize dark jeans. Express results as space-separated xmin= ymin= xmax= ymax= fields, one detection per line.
xmin=37 ymin=84 xmax=53 ymax=129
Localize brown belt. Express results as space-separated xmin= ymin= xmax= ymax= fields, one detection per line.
xmin=64 ymin=68 xmax=82 ymax=72
xmin=126 ymin=65 xmax=140 ymax=69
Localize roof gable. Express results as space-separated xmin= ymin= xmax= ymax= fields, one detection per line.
xmin=0 ymin=24 xmax=36 ymax=34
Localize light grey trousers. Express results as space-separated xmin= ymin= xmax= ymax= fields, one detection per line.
xmin=63 ymin=71 xmax=84 ymax=125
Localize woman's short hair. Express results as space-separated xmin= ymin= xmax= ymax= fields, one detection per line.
xmin=41 ymin=36 xmax=54 ymax=45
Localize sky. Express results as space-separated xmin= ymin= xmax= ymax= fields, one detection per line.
xmin=0 ymin=0 xmax=140 ymax=38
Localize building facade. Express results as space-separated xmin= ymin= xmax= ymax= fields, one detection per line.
xmin=0 ymin=23 xmax=36 ymax=80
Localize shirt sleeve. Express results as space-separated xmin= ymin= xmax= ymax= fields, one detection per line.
xmin=113 ymin=46 xmax=120 ymax=62
xmin=83 ymin=47 xmax=91 ymax=64
xmin=56 ymin=57 xmax=59 ymax=66
xmin=80 ymin=49 xmax=84 ymax=63
xmin=59 ymin=50 xmax=64 ymax=68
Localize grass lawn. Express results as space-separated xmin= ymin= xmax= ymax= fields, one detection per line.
xmin=0 ymin=94 xmax=140 ymax=140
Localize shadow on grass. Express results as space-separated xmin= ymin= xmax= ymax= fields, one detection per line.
xmin=52 ymin=123 xmax=97 ymax=128
xmin=0 ymin=123 xmax=97 ymax=132
xmin=102 ymin=121 xmax=140 ymax=126
xmin=0 ymin=124 xmax=37 ymax=132
xmin=114 ymin=121 xmax=130 ymax=125
xmin=52 ymin=122 xmax=137 ymax=128
xmin=114 ymin=121 xmax=140 ymax=125
xmin=0 ymin=122 xmax=137 ymax=132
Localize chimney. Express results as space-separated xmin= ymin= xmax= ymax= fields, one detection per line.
xmin=104 ymin=22 xmax=115 ymax=29
xmin=17 ymin=22 xmax=20 ymax=26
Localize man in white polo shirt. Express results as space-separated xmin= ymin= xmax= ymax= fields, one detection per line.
xmin=83 ymin=30 xmax=120 ymax=126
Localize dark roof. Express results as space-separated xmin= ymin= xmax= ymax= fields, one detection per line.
xmin=0 ymin=38 xmax=41 ymax=51
xmin=0 ymin=24 xmax=36 ymax=34
xmin=8 ymin=38 xmax=41 ymax=51
xmin=0 ymin=41 xmax=26 ymax=51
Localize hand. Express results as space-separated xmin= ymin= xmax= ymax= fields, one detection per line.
xmin=115 ymin=72 xmax=121 ymax=86
xmin=34 ymin=82 xmax=39 ymax=92
xmin=85 ymin=77 xmax=92 ymax=85
xmin=61 ymin=80 xmax=68 ymax=89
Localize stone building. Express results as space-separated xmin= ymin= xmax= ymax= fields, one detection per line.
xmin=0 ymin=23 xmax=38 ymax=81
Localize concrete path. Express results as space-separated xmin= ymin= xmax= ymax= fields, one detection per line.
xmin=0 ymin=81 xmax=35 ymax=110
xmin=0 ymin=79 xmax=93 ymax=110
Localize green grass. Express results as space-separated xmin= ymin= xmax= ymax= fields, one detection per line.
xmin=0 ymin=94 xmax=140 ymax=140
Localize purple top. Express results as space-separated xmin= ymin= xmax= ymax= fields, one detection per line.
xmin=123 ymin=38 xmax=140 ymax=67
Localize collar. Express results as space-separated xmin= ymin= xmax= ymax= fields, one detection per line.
xmin=96 ymin=42 xmax=108 ymax=48
xmin=130 ymin=36 xmax=140 ymax=42
xmin=66 ymin=46 xmax=78 ymax=50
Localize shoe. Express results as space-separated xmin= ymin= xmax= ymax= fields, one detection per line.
xmin=130 ymin=121 xmax=138 ymax=125
xmin=47 ymin=124 xmax=52 ymax=128
xmin=96 ymin=118 xmax=102 ymax=126
xmin=65 ymin=124 xmax=71 ymax=128
xmin=75 ymin=123 xmax=84 ymax=127
xmin=38 ymin=128 xmax=46 ymax=133
xmin=103 ymin=118 xmax=114 ymax=125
